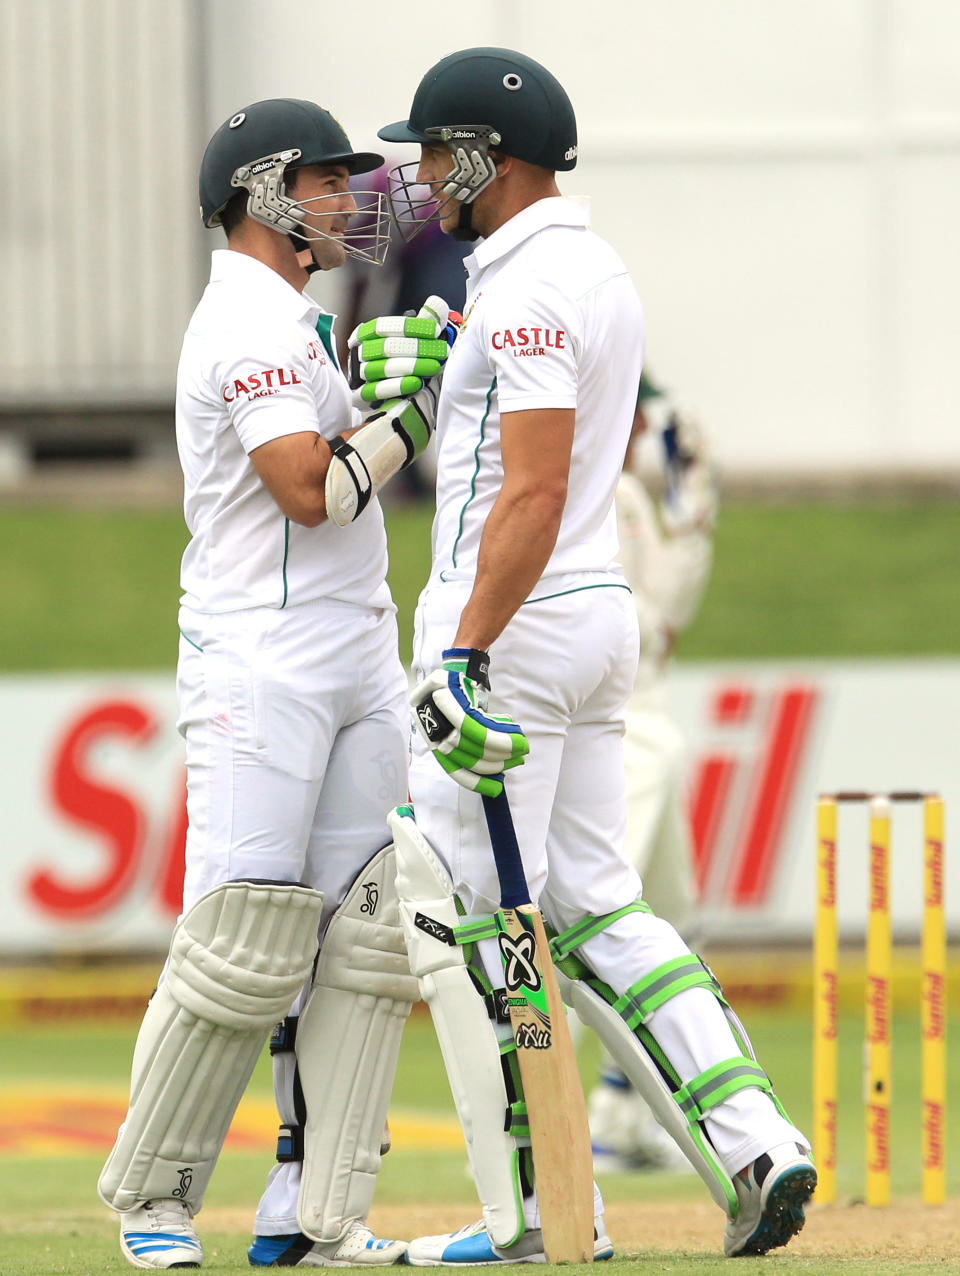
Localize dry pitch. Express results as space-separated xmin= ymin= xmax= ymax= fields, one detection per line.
xmin=154 ymin=1199 xmax=960 ymax=1266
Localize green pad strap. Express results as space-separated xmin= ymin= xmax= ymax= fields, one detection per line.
xmin=504 ymin=1100 xmax=530 ymax=1140
xmin=452 ymin=916 xmax=501 ymax=947
xmin=548 ymin=899 xmax=653 ymax=962
xmin=675 ymin=1059 xmax=773 ymax=1122
xmin=614 ymin=956 xmax=720 ymax=1028
xmin=499 ymin=1039 xmax=532 ymax=1141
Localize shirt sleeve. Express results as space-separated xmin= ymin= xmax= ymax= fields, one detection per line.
xmin=213 ymin=331 xmax=324 ymax=455
xmin=481 ymin=275 xmax=582 ymax=413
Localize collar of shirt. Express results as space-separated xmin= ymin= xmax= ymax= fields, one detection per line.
xmin=209 ymin=248 xmax=324 ymax=325
xmin=465 ymin=196 xmax=591 ymax=276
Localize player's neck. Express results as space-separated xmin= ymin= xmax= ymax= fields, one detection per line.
xmin=226 ymin=228 xmax=309 ymax=293
xmin=477 ymin=174 xmax=562 ymax=238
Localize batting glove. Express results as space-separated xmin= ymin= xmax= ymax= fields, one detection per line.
xmin=411 ymin=648 xmax=530 ymax=799
xmin=348 ymin=295 xmax=459 ymax=410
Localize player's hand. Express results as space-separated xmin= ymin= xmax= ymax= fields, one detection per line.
xmin=348 ymin=296 xmax=458 ymax=410
xmin=411 ymin=648 xmax=529 ymax=798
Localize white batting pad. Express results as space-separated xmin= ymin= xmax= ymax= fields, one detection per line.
xmin=99 ymin=879 xmax=325 ymax=1214
xmin=389 ymin=807 xmax=525 ymax=1249
xmin=296 ymin=845 xmax=418 ymax=1242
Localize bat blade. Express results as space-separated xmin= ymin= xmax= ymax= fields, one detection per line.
xmin=497 ymin=903 xmax=595 ymax=1263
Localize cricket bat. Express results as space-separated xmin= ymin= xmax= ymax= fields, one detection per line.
xmin=481 ymin=789 xmax=595 ymax=1263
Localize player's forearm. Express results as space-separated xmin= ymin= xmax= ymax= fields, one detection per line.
xmin=251 ymin=433 xmax=337 ymax=527
xmin=455 ymin=484 xmax=565 ymax=650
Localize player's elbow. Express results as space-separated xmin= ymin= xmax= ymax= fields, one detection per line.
xmin=275 ymin=490 xmax=328 ymax=528
xmin=288 ymin=502 xmax=327 ymax=528
xmin=526 ymin=477 xmax=568 ymax=529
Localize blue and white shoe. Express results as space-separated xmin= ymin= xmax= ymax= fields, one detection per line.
xmin=723 ymin=1142 xmax=817 ymax=1257
xmin=248 ymin=1222 xmax=407 ymax=1267
xmin=404 ymin=1217 xmax=614 ymax=1266
xmin=119 ymin=1198 xmax=203 ymax=1269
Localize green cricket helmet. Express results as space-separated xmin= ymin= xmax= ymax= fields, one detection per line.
xmin=199 ymin=98 xmax=389 ymax=265
xmin=378 ymin=48 xmax=577 ymax=241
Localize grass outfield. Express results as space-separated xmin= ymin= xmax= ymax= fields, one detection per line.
xmin=1 ymin=1007 xmax=958 ymax=1273
xmin=0 ymin=498 xmax=958 ymax=670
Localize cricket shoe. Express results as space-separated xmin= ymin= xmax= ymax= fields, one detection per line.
xmin=403 ymin=1217 xmax=614 ymax=1265
xmin=119 ymin=1198 xmax=203 ymax=1268
xmin=248 ymin=1222 xmax=407 ymax=1266
xmin=723 ymin=1142 xmax=817 ymax=1257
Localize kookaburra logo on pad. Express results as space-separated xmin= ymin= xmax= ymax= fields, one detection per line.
xmin=498 ymin=931 xmax=541 ymax=994
xmin=172 ymin=1167 xmax=193 ymax=1198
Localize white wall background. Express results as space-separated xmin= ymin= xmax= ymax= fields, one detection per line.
xmin=0 ymin=0 xmax=204 ymax=405
xmin=3 ymin=0 xmax=958 ymax=475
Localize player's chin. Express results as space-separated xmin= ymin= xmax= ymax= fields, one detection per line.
xmin=312 ymin=238 xmax=348 ymax=271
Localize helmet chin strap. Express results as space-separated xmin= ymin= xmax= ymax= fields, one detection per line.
xmin=449 ymin=202 xmax=480 ymax=243
xmin=288 ymin=232 xmax=321 ymax=274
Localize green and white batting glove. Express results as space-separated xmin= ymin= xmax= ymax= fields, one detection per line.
xmin=348 ymin=295 xmax=456 ymax=410
xmin=411 ymin=648 xmax=530 ymax=799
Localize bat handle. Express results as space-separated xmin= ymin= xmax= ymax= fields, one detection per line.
xmin=481 ymin=789 xmax=531 ymax=910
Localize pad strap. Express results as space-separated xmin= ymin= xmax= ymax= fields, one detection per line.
xmin=548 ymin=900 xmax=653 ymax=962
xmin=270 ymin=1015 xmax=298 ymax=1054
xmin=276 ymin=1122 xmax=305 ymax=1163
xmin=613 ymin=955 xmax=719 ymax=1027
xmin=675 ymin=1059 xmax=774 ymax=1122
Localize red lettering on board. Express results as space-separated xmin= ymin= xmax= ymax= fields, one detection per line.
xmin=27 ymin=700 xmax=157 ymax=919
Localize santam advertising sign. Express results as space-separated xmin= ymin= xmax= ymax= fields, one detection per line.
xmin=1 ymin=661 xmax=957 ymax=954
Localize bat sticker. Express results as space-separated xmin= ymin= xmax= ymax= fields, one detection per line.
xmin=515 ymin=1021 xmax=552 ymax=1050
xmin=498 ymin=930 xmax=542 ymax=993
xmin=414 ymin=912 xmax=455 ymax=945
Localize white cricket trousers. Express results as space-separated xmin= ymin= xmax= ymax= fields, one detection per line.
xmin=409 ymin=578 xmax=806 ymax=1176
xmin=177 ymin=598 xmax=408 ymax=915
xmin=176 ymin=597 xmax=409 ymax=1234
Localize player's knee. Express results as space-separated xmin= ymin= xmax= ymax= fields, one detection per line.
xmin=166 ymin=878 xmax=326 ymax=1030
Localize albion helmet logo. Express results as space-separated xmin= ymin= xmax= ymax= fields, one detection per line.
xmin=565 ymin=145 xmax=578 ymax=161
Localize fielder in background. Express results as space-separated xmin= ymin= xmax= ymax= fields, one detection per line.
xmin=589 ymin=372 xmax=718 ymax=1173
xmin=336 ymin=46 xmax=818 ymax=1264
xmin=97 ymin=97 xmax=446 ymax=1269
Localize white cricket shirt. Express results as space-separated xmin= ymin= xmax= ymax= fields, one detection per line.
xmin=176 ymin=250 xmax=391 ymax=613
xmin=428 ymin=197 xmax=644 ymax=596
